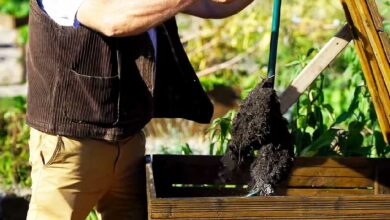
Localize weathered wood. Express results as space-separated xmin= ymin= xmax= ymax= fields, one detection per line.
xmin=280 ymin=25 xmax=352 ymax=114
xmin=379 ymin=32 xmax=390 ymax=63
xmin=366 ymin=0 xmax=390 ymax=63
xmin=366 ymin=0 xmax=384 ymax=31
xmin=149 ymin=196 xmax=390 ymax=219
xmin=292 ymin=157 xmax=375 ymax=168
xmin=356 ymin=0 xmax=390 ymax=90
xmin=285 ymin=176 xmax=373 ymax=188
xmin=277 ymin=188 xmax=374 ymax=196
xmin=147 ymin=156 xmax=390 ymax=219
xmin=290 ymin=167 xmax=372 ymax=178
xmin=341 ymin=0 xmax=390 ymax=143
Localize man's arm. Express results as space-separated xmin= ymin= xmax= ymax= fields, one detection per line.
xmin=183 ymin=0 xmax=254 ymax=19
xmin=76 ymin=0 xmax=247 ymax=37
xmin=76 ymin=0 xmax=197 ymax=37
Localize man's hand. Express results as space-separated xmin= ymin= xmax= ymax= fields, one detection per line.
xmin=210 ymin=0 xmax=235 ymax=3
xmin=77 ymin=0 xmax=197 ymax=37
xmin=183 ymin=0 xmax=254 ymax=19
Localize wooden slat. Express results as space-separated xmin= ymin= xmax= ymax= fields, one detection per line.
xmin=341 ymin=0 xmax=390 ymax=143
xmin=146 ymin=163 xmax=157 ymax=220
xmin=146 ymin=163 xmax=157 ymax=199
xmin=162 ymin=187 xmax=374 ymax=198
xmin=356 ymin=0 xmax=390 ymax=91
xmin=152 ymin=155 xmax=249 ymax=186
xmin=161 ymin=187 xmax=247 ymax=198
xmin=366 ymin=0 xmax=390 ymax=63
xmin=278 ymin=188 xmax=374 ymax=196
xmin=290 ymin=167 xmax=373 ymax=178
xmin=379 ymin=32 xmax=390 ymax=63
xmin=149 ymin=196 xmax=390 ymax=219
xmin=292 ymin=157 xmax=375 ymax=168
xmin=148 ymin=156 xmax=389 ymax=196
xmin=285 ymin=176 xmax=373 ymax=188
xmin=160 ymin=187 xmax=374 ymax=198
xmin=366 ymin=0 xmax=384 ymax=31
xmin=151 ymin=156 xmax=379 ymax=187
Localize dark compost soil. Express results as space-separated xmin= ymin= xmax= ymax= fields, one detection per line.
xmin=221 ymin=78 xmax=295 ymax=196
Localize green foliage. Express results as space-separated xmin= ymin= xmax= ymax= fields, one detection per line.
xmin=207 ymin=111 xmax=235 ymax=155
xmin=182 ymin=0 xmax=390 ymax=158
xmin=85 ymin=209 xmax=99 ymax=220
xmin=0 ymin=0 xmax=29 ymax=17
xmin=0 ymin=96 xmax=31 ymax=189
xmin=156 ymin=143 xmax=194 ymax=155
xmin=289 ymin=45 xmax=389 ymax=157
xmin=17 ymin=25 xmax=29 ymax=45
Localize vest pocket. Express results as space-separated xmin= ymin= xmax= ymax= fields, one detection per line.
xmin=64 ymin=70 xmax=120 ymax=125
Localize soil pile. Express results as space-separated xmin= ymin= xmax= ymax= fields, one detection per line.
xmin=221 ymin=78 xmax=294 ymax=196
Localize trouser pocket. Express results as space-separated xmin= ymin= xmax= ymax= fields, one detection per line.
xmin=29 ymin=128 xmax=63 ymax=168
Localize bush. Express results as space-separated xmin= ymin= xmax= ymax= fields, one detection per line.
xmin=0 ymin=96 xmax=30 ymax=190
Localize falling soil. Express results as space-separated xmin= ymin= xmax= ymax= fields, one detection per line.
xmin=221 ymin=78 xmax=294 ymax=196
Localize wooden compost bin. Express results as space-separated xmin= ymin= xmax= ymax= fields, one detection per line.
xmin=146 ymin=155 xmax=390 ymax=219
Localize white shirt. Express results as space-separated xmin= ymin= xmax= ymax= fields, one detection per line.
xmin=37 ymin=0 xmax=158 ymax=59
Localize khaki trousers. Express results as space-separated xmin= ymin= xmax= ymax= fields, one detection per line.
xmin=27 ymin=128 xmax=147 ymax=220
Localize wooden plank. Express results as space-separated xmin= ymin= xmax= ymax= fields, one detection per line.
xmin=149 ymin=196 xmax=390 ymax=219
xmin=280 ymin=25 xmax=352 ymax=114
xmin=152 ymin=155 xmax=380 ymax=169
xmin=290 ymin=167 xmax=373 ymax=178
xmin=151 ymin=156 xmax=380 ymax=187
xmin=292 ymin=157 xmax=376 ymax=168
xmin=161 ymin=187 xmax=247 ymax=198
xmin=285 ymin=176 xmax=373 ymax=188
xmin=147 ymin=156 xmax=390 ymax=219
xmin=146 ymin=163 xmax=157 ymax=220
xmin=146 ymin=163 xmax=157 ymax=199
xmin=356 ymin=0 xmax=390 ymax=92
xmin=375 ymin=161 xmax=390 ymax=194
xmin=379 ymin=32 xmax=390 ymax=63
xmin=152 ymin=155 xmax=248 ymax=186
xmin=366 ymin=0 xmax=384 ymax=31
xmin=278 ymin=188 xmax=374 ymax=196
xmin=162 ymin=187 xmax=373 ymax=198
xmin=341 ymin=0 xmax=390 ymax=143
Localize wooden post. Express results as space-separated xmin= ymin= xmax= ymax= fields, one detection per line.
xmin=340 ymin=0 xmax=390 ymax=144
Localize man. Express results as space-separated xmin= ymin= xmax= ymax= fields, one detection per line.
xmin=26 ymin=0 xmax=254 ymax=219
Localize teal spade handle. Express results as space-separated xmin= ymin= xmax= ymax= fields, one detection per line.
xmin=267 ymin=0 xmax=282 ymax=87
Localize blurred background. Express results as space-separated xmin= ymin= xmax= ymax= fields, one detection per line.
xmin=0 ymin=0 xmax=389 ymax=195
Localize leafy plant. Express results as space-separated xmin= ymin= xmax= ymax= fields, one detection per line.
xmin=0 ymin=0 xmax=29 ymax=17
xmin=85 ymin=209 xmax=99 ymax=220
xmin=0 ymin=96 xmax=31 ymax=190
xmin=207 ymin=111 xmax=236 ymax=155
xmin=289 ymin=46 xmax=389 ymax=157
